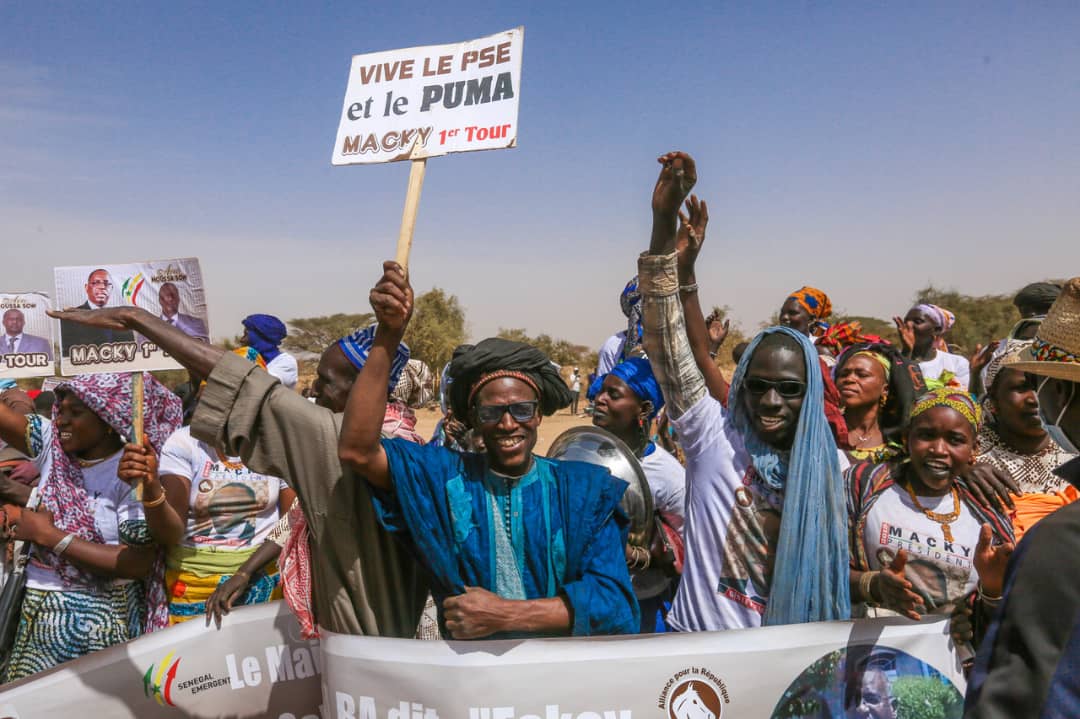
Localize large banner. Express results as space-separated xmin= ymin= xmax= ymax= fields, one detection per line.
xmin=0 ymin=602 xmax=321 ymax=719
xmin=53 ymin=258 xmax=209 ymax=375
xmin=332 ymin=27 xmax=524 ymax=165
xmin=0 ymin=293 xmax=54 ymax=379
xmin=324 ymin=618 xmax=966 ymax=719
xmin=0 ymin=607 xmax=966 ymax=719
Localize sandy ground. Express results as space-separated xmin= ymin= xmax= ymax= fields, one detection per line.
xmin=411 ymin=406 xmax=594 ymax=455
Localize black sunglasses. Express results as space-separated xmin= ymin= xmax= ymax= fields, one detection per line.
xmin=475 ymin=400 xmax=539 ymax=425
xmin=744 ymin=377 xmax=807 ymax=398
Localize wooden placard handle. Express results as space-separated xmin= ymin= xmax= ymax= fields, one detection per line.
xmin=131 ymin=373 xmax=145 ymax=500
xmin=394 ymin=157 xmax=427 ymax=272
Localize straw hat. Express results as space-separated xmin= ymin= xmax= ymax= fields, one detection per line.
xmin=1006 ymin=276 xmax=1080 ymax=381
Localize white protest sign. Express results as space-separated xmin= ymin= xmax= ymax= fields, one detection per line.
xmin=332 ymin=27 xmax=524 ymax=165
xmin=0 ymin=293 xmax=55 ymax=379
xmin=54 ymin=258 xmax=210 ymax=375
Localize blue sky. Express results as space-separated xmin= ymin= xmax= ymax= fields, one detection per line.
xmin=3 ymin=3 xmax=1078 ymax=349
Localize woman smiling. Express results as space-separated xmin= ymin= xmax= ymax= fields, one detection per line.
xmin=846 ymin=390 xmax=1013 ymax=623
xmin=0 ymin=373 xmax=181 ymax=681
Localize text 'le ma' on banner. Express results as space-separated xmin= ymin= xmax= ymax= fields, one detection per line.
xmin=332 ymin=27 xmax=524 ymax=165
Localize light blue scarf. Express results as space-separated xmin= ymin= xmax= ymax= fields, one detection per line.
xmin=729 ymin=326 xmax=850 ymax=625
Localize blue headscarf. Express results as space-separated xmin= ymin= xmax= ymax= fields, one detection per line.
xmin=242 ymin=314 xmax=288 ymax=363
xmin=729 ymin=325 xmax=850 ymax=626
xmin=0 ymin=379 xmax=16 ymax=390
xmin=586 ymin=357 xmax=664 ymax=420
xmin=337 ymin=324 xmax=411 ymax=397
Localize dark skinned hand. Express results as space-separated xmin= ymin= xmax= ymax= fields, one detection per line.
xmin=205 ymin=572 xmax=251 ymax=629
xmin=117 ymin=437 xmax=158 ymax=488
xmin=871 ymin=549 xmax=925 ymax=620
xmin=3 ymin=505 xmax=55 ymax=545
xmin=652 ymin=152 xmax=697 ymax=218
xmin=959 ymin=463 xmax=1020 ymax=511
xmin=891 ymin=316 xmax=916 ymax=354
xmin=443 ymin=586 xmax=506 ymax=639
xmin=369 ymin=261 xmax=413 ymax=335
xmin=973 ymin=522 xmax=1014 ymax=598
xmin=675 ymin=195 xmax=710 ymax=281
xmin=949 ymin=598 xmax=974 ymax=644
xmin=969 ymin=341 xmax=1001 ymax=376
xmin=706 ymin=311 xmax=731 ymax=353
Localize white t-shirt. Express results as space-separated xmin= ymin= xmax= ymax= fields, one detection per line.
xmin=266 ymin=352 xmax=298 ymax=390
xmin=918 ymin=351 xmax=970 ymax=391
xmin=862 ymin=484 xmax=980 ymax=612
xmin=596 ymin=332 xmax=627 ymax=375
xmin=158 ymin=426 xmax=287 ymax=549
xmin=641 ymin=444 xmax=685 ymax=534
xmin=25 ymin=420 xmax=143 ymax=591
xmin=667 ymin=395 xmax=849 ymax=632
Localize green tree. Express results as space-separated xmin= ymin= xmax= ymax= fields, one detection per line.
xmin=496 ymin=328 xmax=592 ymax=367
xmin=283 ymin=313 xmax=375 ymax=355
xmin=404 ymin=288 xmax=466 ymax=372
xmin=892 ymin=675 xmax=963 ymax=719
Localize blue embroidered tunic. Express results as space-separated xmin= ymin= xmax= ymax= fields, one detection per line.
xmin=374 ymin=438 xmax=639 ymax=637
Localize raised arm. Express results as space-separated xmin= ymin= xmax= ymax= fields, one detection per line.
xmin=0 ymin=400 xmax=30 ymax=456
xmin=337 ymin=261 xmax=413 ymax=492
xmin=48 ymin=305 xmax=224 ymax=381
xmin=675 ymin=195 xmax=730 ymax=404
xmin=639 ymin=152 xmax=708 ymax=419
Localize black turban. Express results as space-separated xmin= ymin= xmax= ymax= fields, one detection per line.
xmin=1014 ymin=282 xmax=1062 ymax=314
xmin=448 ymin=338 xmax=573 ymax=421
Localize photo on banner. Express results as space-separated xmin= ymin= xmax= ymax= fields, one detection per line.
xmin=53 ymin=258 xmax=210 ymax=375
xmin=332 ymin=27 xmax=524 ymax=165
xmin=0 ymin=292 xmax=55 ymax=379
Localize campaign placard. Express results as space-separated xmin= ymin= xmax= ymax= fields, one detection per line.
xmin=0 ymin=293 xmax=55 ymax=379
xmin=332 ymin=27 xmax=524 ymax=165
xmin=54 ymin=258 xmax=210 ymax=375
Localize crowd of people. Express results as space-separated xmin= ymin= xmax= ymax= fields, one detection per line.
xmin=0 ymin=152 xmax=1077 ymax=716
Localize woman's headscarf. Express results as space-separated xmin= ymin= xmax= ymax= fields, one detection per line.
xmin=620 ymin=276 xmax=644 ymax=361
xmin=910 ymin=389 xmax=981 ymax=433
xmin=728 ymin=326 xmax=850 ymax=625
xmin=337 ymin=324 xmax=411 ymax=396
xmin=787 ymin=287 xmax=833 ymax=336
xmin=817 ymin=321 xmax=884 ymax=354
xmin=586 ymin=357 xmax=664 ymax=420
xmin=40 ymin=372 xmax=182 ymax=631
xmin=448 ymin=338 xmax=573 ymax=422
xmin=242 ymin=314 xmax=288 ymax=363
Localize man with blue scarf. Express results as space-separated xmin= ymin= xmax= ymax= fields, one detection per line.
xmin=338 ymin=261 xmax=639 ymax=639
xmin=635 ymin=151 xmax=851 ymax=631
xmin=242 ymin=314 xmax=298 ymax=389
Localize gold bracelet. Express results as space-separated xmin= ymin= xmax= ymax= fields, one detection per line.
xmin=859 ymin=570 xmax=879 ymax=603
xmin=141 ymin=489 xmax=167 ymax=508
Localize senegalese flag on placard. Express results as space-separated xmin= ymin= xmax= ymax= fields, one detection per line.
xmin=121 ymin=273 xmax=145 ymax=306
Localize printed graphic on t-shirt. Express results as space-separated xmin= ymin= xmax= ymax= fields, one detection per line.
xmin=716 ymin=466 xmax=783 ymax=615
xmin=189 ymin=460 xmax=273 ymax=546
xmin=870 ymin=514 xmax=976 ymax=611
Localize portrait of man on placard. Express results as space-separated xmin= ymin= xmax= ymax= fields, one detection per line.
xmin=59 ymin=268 xmax=136 ymax=354
xmin=156 ymin=282 xmax=209 ymax=342
xmin=0 ymin=309 xmax=52 ymax=361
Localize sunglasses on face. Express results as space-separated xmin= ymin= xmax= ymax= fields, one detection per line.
xmin=744 ymin=377 xmax=807 ymax=398
xmin=475 ymin=400 xmax=539 ymax=425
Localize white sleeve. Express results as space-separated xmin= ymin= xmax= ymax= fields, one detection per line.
xmin=671 ymin=393 xmax=728 ymax=461
xmin=268 ymin=354 xmax=299 ymax=389
xmin=158 ymin=428 xmax=197 ymax=480
xmin=951 ymin=354 xmax=971 ymax=391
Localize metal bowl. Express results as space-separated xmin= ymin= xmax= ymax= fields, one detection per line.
xmin=546 ymin=425 xmax=654 ymax=549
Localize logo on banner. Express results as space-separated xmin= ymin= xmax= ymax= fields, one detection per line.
xmin=144 ymin=650 xmax=181 ymax=706
xmin=122 ymin=273 xmax=145 ymax=306
xmin=659 ymin=668 xmax=730 ymax=719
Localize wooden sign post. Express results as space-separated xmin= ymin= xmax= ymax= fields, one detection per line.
xmin=131 ymin=372 xmax=146 ymax=500
xmin=395 ymin=153 xmax=427 ymax=272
